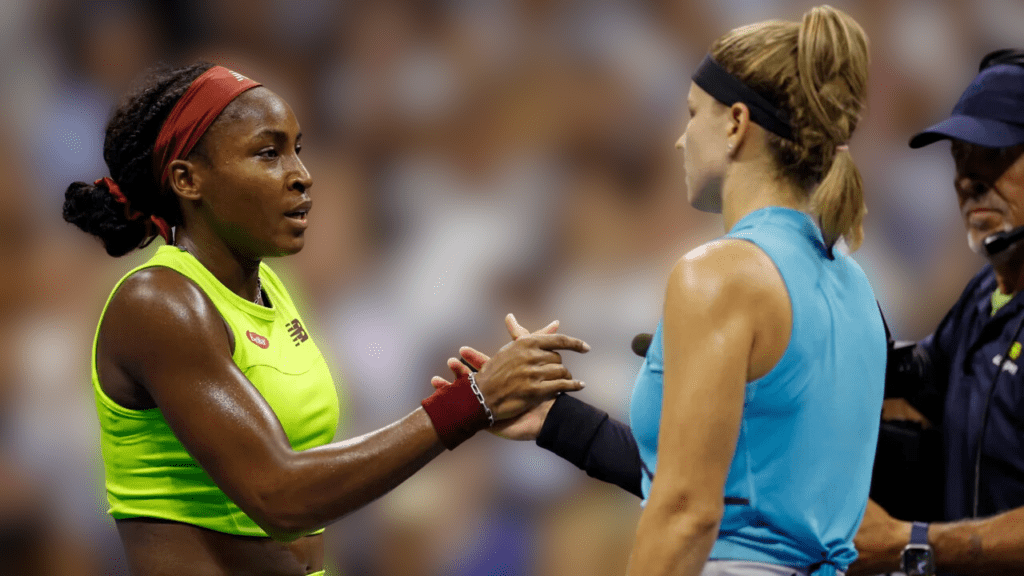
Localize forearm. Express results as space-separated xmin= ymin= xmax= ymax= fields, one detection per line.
xmin=930 ymin=506 xmax=1024 ymax=574
xmin=261 ymin=407 xmax=445 ymax=539
xmin=536 ymin=393 xmax=644 ymax=498
xmin=627 ymin=502 xmax=721 ymax=576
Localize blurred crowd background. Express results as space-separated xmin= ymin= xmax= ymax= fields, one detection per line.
xmin=0 ymin=0 xmax=1020 ymax=574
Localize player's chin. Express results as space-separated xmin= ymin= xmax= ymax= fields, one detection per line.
xmin=269 ymin=234 xmax=306 ymax=257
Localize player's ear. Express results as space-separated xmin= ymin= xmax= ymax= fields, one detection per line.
xmin=167 ymin=159 xmax=202 ymax=201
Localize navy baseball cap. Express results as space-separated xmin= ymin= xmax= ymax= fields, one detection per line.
xmin=909 ymin=63 xmax=1024 ymax=149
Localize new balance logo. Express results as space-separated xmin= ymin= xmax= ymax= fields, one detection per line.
xmin=287 ymin=319 xmax=309 ymax=346
xmin=229 ymin=70 xmax=248 ymax=82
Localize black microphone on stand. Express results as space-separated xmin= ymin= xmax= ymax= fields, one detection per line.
xmin=631 ymin=333 xmax=653 ymax=358
xmin=983 ymin=225 xmax=1024 ymax=256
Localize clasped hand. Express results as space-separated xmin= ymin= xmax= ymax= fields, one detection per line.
xmin=431 ymin=314 xmax=588 ymax=439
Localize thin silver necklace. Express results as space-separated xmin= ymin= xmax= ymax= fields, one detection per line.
xmin=177 ymin=243 xmax=263 ymax=306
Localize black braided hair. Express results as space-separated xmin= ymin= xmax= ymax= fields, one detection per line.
xmin=62 ymin=62 xmax=214 ymax=256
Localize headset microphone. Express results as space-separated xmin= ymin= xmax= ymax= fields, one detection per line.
xmin=982 ymin=226 xmax=1024 ymax=256
xmin=631 ymin=333 xmax=653 ymax=358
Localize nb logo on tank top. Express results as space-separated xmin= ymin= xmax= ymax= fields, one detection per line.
xmin=246 ymin=330 xmax=270 ymax=349
xmin=288 ymin=319 xmax=308 ymax=346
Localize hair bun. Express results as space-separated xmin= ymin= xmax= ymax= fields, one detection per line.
xmin=63 ymin=180 xmax=152 ymax=256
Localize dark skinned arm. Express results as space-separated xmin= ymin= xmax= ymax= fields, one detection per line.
xmin=100 ymin=268 xmax=587 ymax=542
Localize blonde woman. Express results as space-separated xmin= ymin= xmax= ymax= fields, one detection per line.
xmin=437 ymin=6 xmax=885 ymax=576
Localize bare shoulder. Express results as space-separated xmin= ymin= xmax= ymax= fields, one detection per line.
xmin=668 ymin=238 xmax=786 ymax=312
xmin=101 ymin=267 xmax=232 ymax=372
xmin=667 ymin=239 xmax=790 ymax=380
xmin=106 ymin=267 xmax=221 ymax=333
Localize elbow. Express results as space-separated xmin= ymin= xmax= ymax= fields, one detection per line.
xmin=670 ymin=510 xmax=723 ymax=541
xmin=245 ymin=475 xmax=320 ymax=542
xmin=252 ymin=501 xmax=316 ymax=543
xmin=647 ymin=493 xmax=724 ymax=540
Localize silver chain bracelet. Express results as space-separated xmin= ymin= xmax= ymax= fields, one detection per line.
xmin=468 ymin=373 xmax=495 ymax=427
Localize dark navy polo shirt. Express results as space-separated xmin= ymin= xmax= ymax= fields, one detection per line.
xmin=913 ymin=265 xmax=1024 ymax=520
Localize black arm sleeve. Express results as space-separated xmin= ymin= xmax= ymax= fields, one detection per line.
xmin=535 ymin=393 xmax=643 ymax=499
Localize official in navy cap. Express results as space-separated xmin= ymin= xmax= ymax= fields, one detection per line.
xmin=910 ymin=50 xmax=1024 ymax=150
xmin=851 ymin=50 xmax=1024 ymax=576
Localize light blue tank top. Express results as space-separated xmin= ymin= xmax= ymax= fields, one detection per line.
xmin=629 ymin=207 xmax=886 ymax=573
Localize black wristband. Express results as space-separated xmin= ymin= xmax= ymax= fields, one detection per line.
xmin=536 ymin=394 xmax=644 ymax=498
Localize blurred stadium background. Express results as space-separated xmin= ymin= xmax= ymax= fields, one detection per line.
xmin=0 ymin=0 xmax=1019 ymax=574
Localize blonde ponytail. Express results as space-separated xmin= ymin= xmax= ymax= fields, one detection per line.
xmin=797 ymin=6 xmax=869 ymax=252
xmin=710 ymin=5 xmax=870 ymax=253
xmin=811 ymin=148 xmax=865 ymax=251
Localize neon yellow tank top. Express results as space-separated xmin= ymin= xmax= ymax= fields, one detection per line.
xmin=92 ymin=245 xmax=340 ymax=537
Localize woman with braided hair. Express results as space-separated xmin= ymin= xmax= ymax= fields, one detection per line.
xmin=437 ymin=6 xmax=887 ymax=576
xmin=63 ymin=62 xmax=588 ymax=575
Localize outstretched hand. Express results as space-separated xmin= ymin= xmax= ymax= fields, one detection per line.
xmin=431 ymin=314 xmax=580 ymax=440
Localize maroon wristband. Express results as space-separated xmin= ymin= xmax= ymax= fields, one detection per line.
xmin=422 ymin=374 xmax=492 ymax=450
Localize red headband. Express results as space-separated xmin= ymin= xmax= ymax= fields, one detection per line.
xmin=152 ymin=65 xmax=261 ymax=184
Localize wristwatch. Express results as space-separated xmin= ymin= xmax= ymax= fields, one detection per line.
xmin=900 ymin=521 xmax=935 ymax=576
